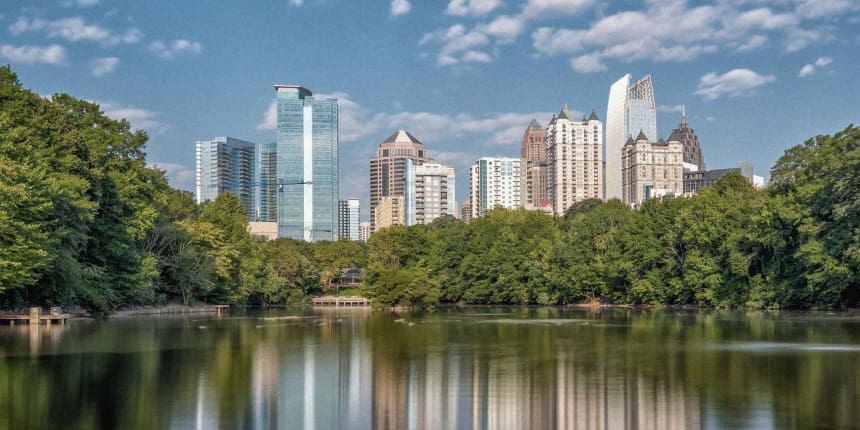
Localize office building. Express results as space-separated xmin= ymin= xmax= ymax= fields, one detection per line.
xmin=359 ymin=222 xmax=371 ymax=242
xmin=461 ymin=200 xmax=471 ymax=223
xmin=683 ymin=161 xmax=762 ymax=195
xmin=369 ymin=130 xmax=431 ymax=231
xmin=195 ymin=136 xmax=256 ymax=220
xmin=469 ymin=157 xmax=522 ymax=219
xmin=374 ymin=196 xmax=405 ymax=231
xmin=248 ymin=222 xmax=278 ymax=241
xmin=668 ymin=108 xmax=705 ymax=171
xmin=338 ymin=198 xmax=360 ymax=241
xmin=521 ymin=119 xmax=550 ymax=210
xmin=405 ymin=160 xmax=456 ymax=226
xmin=545 ymin=106 xmax=604 ymax=215
xmin=255 ymin=142 xmax=278 ymax=222
xmin=606 ymin=74 xmax=657 ymax=200
xmin=622 ymin=131 xmax=684 ymax=206
xmin=275 ymin=85 xmax=338 ymax=242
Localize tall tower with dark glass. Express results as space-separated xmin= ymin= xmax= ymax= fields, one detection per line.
xmin=275 ymin=85 xmax=338 ymax=242
xmin=255 ymin=142 xmax=278 ymax=222
xmin=195 ymin=136 xmax=256 ymax=220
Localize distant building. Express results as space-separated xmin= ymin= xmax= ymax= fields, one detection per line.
xmin=255 ymin=142 xmax=277 ymax=222
xmin=369 ymin=130 xmax=431 ymax=232
xmin=668 ymin=108 xmax=705 ymax=171
xmin=374 ymin=196 xmax=404 ymax=231
xmin=195 ymin=136 xmax=256 ymax=220
xmin=359 ymin=221 xmax=371 ymax=242
xmin=546 ymin=106 xmax=603 ymax=215
xmin=274 ymin=85 xmax=338 ymax=242
xmin=606 ymin=74 xmax=657 ymax=201
xmin=521 ymin=119 xmax=550 ymax=210
xmin=683 ymin=161 xmax=762 ymax=195
xmin=461 ymin=200 xmax=471 ymax=223
xmin=405 ymin=160 xmax=456 ymax=226
xmin=248 ymin=222 xmax=278 ymax=241
xmin=338 ymin=199 xmax=360 ymax=241
xmin=622 ymin=131 xmax=684 ymax=206
xmin=469 ymin=157 xmax=522 ymax=219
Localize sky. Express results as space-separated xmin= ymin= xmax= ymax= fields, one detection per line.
xmin=2 ymin=0 xmax=859 ymax=220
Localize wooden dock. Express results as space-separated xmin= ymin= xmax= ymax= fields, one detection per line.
xmin=312 ymin=296 xmax=370 ymax=307
xmin=0 ymin=307 xmax=69 ymax=325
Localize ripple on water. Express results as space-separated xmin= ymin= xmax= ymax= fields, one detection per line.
xmin=704 ymin=342 xmax=860 ymax=353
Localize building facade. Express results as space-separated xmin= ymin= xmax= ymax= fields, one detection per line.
xmin=405 ymin=160 xmax=456 ymax=226
xmin=622 ymin=131 xmax=684 ymax=206
xmin=668 ymin=108 xmax=705 ymax=172
xmin=469 ymin=157 xmax=522 ymax=219
xmin=374 ymin=196 xmax=404 ymax=231
xmin=545 ymin=106 xmax=604 ymax=216
xmin=461 ymin=200 xmax=471 ymax=223
xmin=195 ymin=136 xmax=256 ymax=220
xmin=358 ymin=222 xmax=371 ymax=242
xmin=275 ymin=85 xmax=338 ymax=242
xmin=606 ymin=74 xmax=657 ymax=201
xmin=683 ymin=162 xmax=763 ymax=195
xmin=255 ymin=142 xmax=278 ymax=222
xmin=369 ymin=130 xmax=431 ymax=232
xmin=521 ymin=119 xmax=550 ymax=210
xmin=338 ymin=198 xmax=360 ymax=241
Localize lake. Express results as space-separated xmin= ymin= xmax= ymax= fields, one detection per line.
xmin=0 ymin=308 xmax=858 ymax=429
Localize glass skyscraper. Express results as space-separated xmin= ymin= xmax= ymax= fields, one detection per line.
xmin=275 ymin=85 xmax=338 ymax=242
xmin=606 ymin=74 xmax=657 ymax=201
xmin=338 ymin=198 xmax=360 ymax=241
xmin=195 ymin=136 xmax=256 ymax=220
xmin=255 ymin=142 xmax=278 ymax=222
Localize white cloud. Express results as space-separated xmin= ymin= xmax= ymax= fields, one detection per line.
xmin=76 ymin=0 xmax=100 ymax=6
xmin=257 ymin=100 xmax=277 ymax=130
xmin=151 ymin=162 xmax=195 ymax=190
xmin=9 ymin=16 xmax=141 ymax=46
xmin=523 ymin=0 xmax=596 ymax=18
xmin=90 ymin=56 xmax=118 ymax=77
xmin=97 ymin=101 xmax=168 ymax=134
xmin=148 ymin=39 xmax=202 ymax=59
xmin=657 ymin=104 xmax=684 ymax=113
xmin=798 ymin=56 xmax=833 ymax=77
xmin=737 ymin=34 xmax=769 ymax=51
xmin=289 ymin=0 xmax=303 ymax=6
xmin=391 ymin=0 xmax=411 ymax=16
xmin=695 ymin=69 xmax=776 ymax=100
xmin=461 ymin=50 xmax=493 ymax=63
xmin=479 ymin=15 xmax=526 ymax=42
xmin=420 ymin=24 xmax=491 ymax=66
xmin=570 ymin=53 xmax=606 ymax=73
xmin=446 ymin=0 xmax=502 ymax=16
xmin=0 ymin=44 xmax=66 ymax=65
xmin=796 ymin=0 xmax=857 ymax=18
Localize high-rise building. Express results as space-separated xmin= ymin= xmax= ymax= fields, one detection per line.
xmin=374 ymin=196 xmax=404 ymax=231
xmin=404 ymin=160 xmax=456 ymax=226
xmin=668 ymin=108 xmax=705 ymax=171
xmin=461 ymin=200 xmax=471 ymax=223
xmin=369 ymin=130 xmax=431 ymax=232
xmin=546 ymin=106 xmax=604 ymax=215
xmin=469 ymin=157 xmax=522 ymax=219
xmin=195 ymin=136 xmax=256 ymax=220
xmin=255 ymin=142 xmax=278 ymax=222
xmin=275 ymin=85 xmax=338 ymax=242
xmin=521 ymin=119 xmax=550 ymax=210
xmin=622 ymin=132 xmax=684 ymax=206
xmin=606 ymin=74 xmax=657 ymax=201
xmin=359 ymin=222 xmax=371 ymax=242
xmin=683 ymin=161 xmax=762 ymax=195
xmin=338 ymin=198 xmax=360 ymax=241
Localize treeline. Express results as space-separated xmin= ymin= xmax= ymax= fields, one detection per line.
xmin=365 ymin=124 xmax=859 ymax=310
xmin=0 ymin=67 xmax=364 ymax=316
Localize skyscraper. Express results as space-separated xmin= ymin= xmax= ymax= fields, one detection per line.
xmin=338 ymin=198 xmax=360 ymax=241
xmin=668 ymin=108 xmax=706 ymax=171
xmin=275 ymin=85 xmax=338 ymax=242
xmin=606 ymin=74 xmax=657 ymax=200
xmin=375 ymin=196 xmax=405 ymax=231
xmin=546 ymin=106 xmax=603 ymax=215
xmin=469 ymin=157 xmax=522 ymax=219
xmin=195 ymin=136 xmax=256 ymax=220
xmin=255 ymin=142 xmax=278 ymax=222
xmin=369 ymin=130 xmax=430 ymax=232
xmin=521 ymin=119 xmax=550 ymax=210
xmin=404 ymin=160 xmax=456 ymax=226
xmin=358 ymin=222 xmax=371 ymax=242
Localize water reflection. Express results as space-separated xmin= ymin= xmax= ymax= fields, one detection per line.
xmin=0 ymin=308 xmax=858 ymax=429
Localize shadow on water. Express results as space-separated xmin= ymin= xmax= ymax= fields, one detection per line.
xmin=0 ymin=308 xmax=858 ymax=429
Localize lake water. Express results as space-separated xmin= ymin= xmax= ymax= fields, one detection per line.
xmin=0 ymin=308 xmax=858 ymax=429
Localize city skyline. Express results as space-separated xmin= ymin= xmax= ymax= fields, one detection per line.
xmin=5 ymin=0 xmax=858 ymax=219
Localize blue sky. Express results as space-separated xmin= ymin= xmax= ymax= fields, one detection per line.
xmin=2 ymin=0 xmax=859 ymax=219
